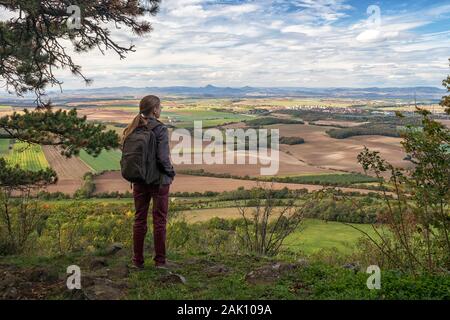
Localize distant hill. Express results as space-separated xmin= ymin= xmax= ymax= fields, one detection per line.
xmin=0 ymin=85 xmax=445 ymax=106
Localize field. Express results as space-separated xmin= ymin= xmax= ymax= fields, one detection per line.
xmin=0 ymin=97 xmax=417 ymax=195
xmin=62 ymin=103 xmax=254 ymax=128
xmin=42 ymin=146 xmax=92 ymax=180
xmin=230 ymin=98 xmax=356 ymax=108
xmin=0 ymin=139 xmax=11 ymax=155
xmin=273 ymin=173 xmax=380 ymax=185
xmin=78 ymin=149 xmax=122 ymax=173
xmin=180 ymin=207 xmax=374 ymax=254
xmin=6 ymin=141 xmax=49 ymax=171
xmin=163 ymin=108 xmax=254 ymax=128
xmin=273 ymin=123 xmax=410 ymax=173
xmin=0 ymin=97 xmax=429 ymax=194
xmin=93 ymin=172 xmax=383 ymax=195
xmin=284 ymin=219 xmax=375 ymax=254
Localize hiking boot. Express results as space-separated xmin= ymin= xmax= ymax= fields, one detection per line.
xmin=128 ymin=262 xmax=145 ymax=271
xmin=155 ymin=260 xmax=179 ymax=270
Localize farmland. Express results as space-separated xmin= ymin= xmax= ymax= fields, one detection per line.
xmin=0 ymin=96 xmax=446 ymax=196
xmin=180 ymin=207 xmax=375 ymax=254
xmin=0 ymin=139 xmax=11 ymax=155
xmin=0 ymin=97 xmax=431 ymax=194
xmin=163 ymin=108 xmax=254 ymax=128
xmin=79 ymin=149 xmax=122 ymax=173
xmin=6 ymin=141 xmax=49 ymax=171
xmin=42 ymin=146 xmax=92 ymax=180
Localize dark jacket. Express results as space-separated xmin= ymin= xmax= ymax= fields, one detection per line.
xmin=148 ymin=117 xmax=175 ymax=185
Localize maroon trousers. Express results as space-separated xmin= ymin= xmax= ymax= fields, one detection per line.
xmin=132 ymin=183 xmax=170 ymax=266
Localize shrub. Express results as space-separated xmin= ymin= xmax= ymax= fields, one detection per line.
xmin=354 ymin=110 xmax=450 ymax=273
xmin=327 ymin=124 xmax=400 ymax=139
xmin=74 ymin=172 xmax=96 ymax=199
xmin=279 ymin=136 xmax=305 ymax=145
xmin=244 ymin=117 xmax=304 ymax=126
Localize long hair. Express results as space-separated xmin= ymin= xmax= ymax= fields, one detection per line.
xmin=121 ymin=95 xmax=161 ymax=146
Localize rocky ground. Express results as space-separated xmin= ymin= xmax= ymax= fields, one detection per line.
xmin=0 ymin=243 xmax=314 ymax=300
xmin=1 ymin=244 xmax=448 ymax=300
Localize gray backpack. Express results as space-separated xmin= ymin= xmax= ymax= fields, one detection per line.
xmin=120 ymin=122 xmax=162 ymax=185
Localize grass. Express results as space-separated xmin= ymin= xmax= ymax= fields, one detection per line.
xmin=284 ymin=219 xmax=376 ymax=254
xmin=126 ymin=253 xmax=450 ymax=300
xmin=6 ymin=141 xmax=49 ymax=171
xmin=1 ymin=249 xmax=448 ymax=300
xmin=79 ymin=149 xmax=122 ymax=173
xmin=34 ymin=196 xmax=372 ymax=256
xmin=181 ymin=170 xmax=381 ymax=187
xmin=273 ymin=173 xmax=380 ymax=185
xmin=181 ymin=206 xmax=372 ymax=254
xmin=162 ymin=108 xmax=252 ymax=128
xmin=0 ymin=139 xmax=11 ymax=155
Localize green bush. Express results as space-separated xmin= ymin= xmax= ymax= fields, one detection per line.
xmin=244 ymin=117 xmax=304 ymax=126
xmin=327 ymin=124 xmax=400 ymax=139
xmin=279 ymin=136 xmax=305 ymax=145
xmin=74 ymin=172 xmax=96 ymax=199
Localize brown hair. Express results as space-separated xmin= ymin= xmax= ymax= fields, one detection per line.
xmin=121 ymin=95 xmax=161 ymax=145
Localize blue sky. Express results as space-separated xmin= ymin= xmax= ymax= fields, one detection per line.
xmin=3 ymin=0 xmax=450 ymax=89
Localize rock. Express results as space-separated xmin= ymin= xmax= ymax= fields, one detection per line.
xmin=206 ymin=264 xmax=230 ymax=278
xmin=2 ymin=287 xmax=19 ymax=299
xmin=342 ymin=262 xmax=360 ymax=273
xmin=107 ymin=264 xmax=129 ymax=279
xmin=90 ymin=257 xmax=108 ymax=270
xmin=159 ymin=273 xmax=187 ymax=285
xmin=27 ymin=268 xmax=58 ymax=283
xmin=84 ymin=284 xmax=125 ymax=300
xmin=76 ymin=277 xmax=127 ymax=300
xmin=296 ymin=258 xmax=309 ymax=268
xmin=272 ymin=263 xmax=297 ymax=272
xmin=81 ymin=275 xmax=97 ymax=287
xmin=0 ymin=273 xmax=21 ymax=289
xmin=65 ymin=289 xmax=89 ymax=300
xmin=245 ymin=263 xmax=298 ymax=285
xmin=105 ymin=243 xmax=124 ymax=256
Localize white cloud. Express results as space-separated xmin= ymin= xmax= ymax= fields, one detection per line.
xmin=7 ymin=0 xmax=449 ymax=90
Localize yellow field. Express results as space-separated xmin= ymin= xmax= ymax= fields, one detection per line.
xmin=7 ymin=141 xmax=49 ymax=171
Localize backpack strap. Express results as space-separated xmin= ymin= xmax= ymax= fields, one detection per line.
xmin=147 ymin=121 xmax=163 ymax=131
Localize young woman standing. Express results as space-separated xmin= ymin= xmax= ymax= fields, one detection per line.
xmin=122 ymin=95 xmax=176 ymax=269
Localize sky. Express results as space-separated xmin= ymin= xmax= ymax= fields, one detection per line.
xmin=3 ymin=0 xmax=450 ymax=89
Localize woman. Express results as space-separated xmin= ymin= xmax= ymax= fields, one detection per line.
xmin=122 ymin=95 xmax=176 ymax=269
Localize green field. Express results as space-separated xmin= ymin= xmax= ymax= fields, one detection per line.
xmin=275 ymin=173 xmax=380 ymax=185
xmin=79 ymin=149 xmax=122 ymax=173
xmin=284 ymin=219 xmax=376 ymax=254
xmin=162 ymin=108 xmax=253 ymax=128
xmin=6 ymin=141 xmax=49 ymax=171
xmin=183 ymin=206 xmax=374 ymax=254
xmin=0 ymin=139 xmax=11 ymax=155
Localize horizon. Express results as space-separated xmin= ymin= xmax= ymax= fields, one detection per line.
xmin=0 ymin=83 xmax=445 ymax=102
